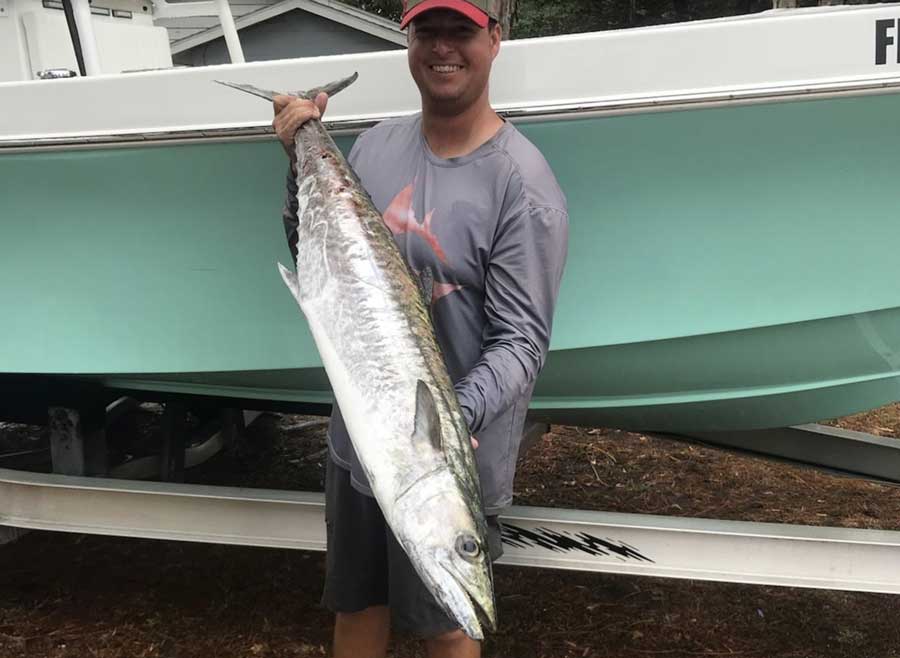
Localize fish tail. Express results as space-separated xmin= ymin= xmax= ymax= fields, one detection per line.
xmin=214 ymin=72 xmax=359 ymax=102
xmin=298 ymin=72 xmax=359 ymax=101
xmin=213 ymin=79 xmax=280 ymax=101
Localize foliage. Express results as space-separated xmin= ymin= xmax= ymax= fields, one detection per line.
xmin=346 ymin=0 xmax=403 ymax=21
xmin=339 ymin=0 xmax=899 ymax=39
xmin=513 ymin=0 xmax=770 ymax=37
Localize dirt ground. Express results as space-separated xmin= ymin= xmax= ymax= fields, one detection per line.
xmin=2 ymin=404 xmax=900 ymax=658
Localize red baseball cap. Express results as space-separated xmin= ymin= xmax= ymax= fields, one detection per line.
xmin=399 ymin=0 xmax=497 ymax=30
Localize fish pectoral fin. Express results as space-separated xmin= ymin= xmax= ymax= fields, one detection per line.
xmin=412 ymin=380 xmax=444 ymax=454
xmin=277 ymin=262 xmax=305 ymax=303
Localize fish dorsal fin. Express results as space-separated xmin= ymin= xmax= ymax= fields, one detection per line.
xmin=412 ymin=380 xmax=443 ymax=453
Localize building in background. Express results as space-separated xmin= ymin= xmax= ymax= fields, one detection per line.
xmin=163 ymin=0 xmax=405 ymax=67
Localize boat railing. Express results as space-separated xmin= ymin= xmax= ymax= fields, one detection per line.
xmin=60 ymin=0 xmax=245 ymax=78
xmin=151 ymin=0 xmax=245 ymax=64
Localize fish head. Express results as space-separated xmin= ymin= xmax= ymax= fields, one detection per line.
xmin=396 ymin=483 xmax=497 ymax=640
xmin=395 ymin=379 xmax=497 ymax=638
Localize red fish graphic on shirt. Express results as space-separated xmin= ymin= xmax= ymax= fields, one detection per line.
xmin=383 ymin=183 xmax=448 ymax=264
xmin=382 ymin=183 xmax=462 ymax=304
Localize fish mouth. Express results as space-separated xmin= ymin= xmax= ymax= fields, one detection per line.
xmin=445 ymin=565 xmax=497 ymax=640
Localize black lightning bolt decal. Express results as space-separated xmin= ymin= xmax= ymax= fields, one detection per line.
xmin=501 ymin=523 xmax=654 ymax=563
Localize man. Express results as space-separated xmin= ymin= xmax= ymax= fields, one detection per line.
xmin=273 ymin=1 xmax=568 ymax=656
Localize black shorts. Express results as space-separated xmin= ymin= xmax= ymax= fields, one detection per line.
xmin=322 ymin=456 xmax=503 ymax=638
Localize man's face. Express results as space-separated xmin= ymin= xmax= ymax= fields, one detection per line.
xmin=407 ymin=9 xmax=501 ymax=115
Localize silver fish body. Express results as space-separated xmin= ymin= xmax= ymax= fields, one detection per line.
xmin=217 ymin=75 xmax=497 ymax=639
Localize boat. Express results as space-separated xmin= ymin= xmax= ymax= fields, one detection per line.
xmin=2 ymin=2 xmax=900 ymax=433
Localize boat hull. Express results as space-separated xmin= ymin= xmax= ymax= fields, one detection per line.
xmin=3 ymin=88 xmax=900 ymax=432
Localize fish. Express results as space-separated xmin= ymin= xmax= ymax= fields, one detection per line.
xmin=215 ymin=74 xmax=497 ymax=639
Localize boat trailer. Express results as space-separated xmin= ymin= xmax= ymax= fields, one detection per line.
xmin=2 ymin=403 xmax=900 ymax=595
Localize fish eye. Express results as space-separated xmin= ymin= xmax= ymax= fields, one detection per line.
xmin=456 ymin=534 xmax=481 ymax=560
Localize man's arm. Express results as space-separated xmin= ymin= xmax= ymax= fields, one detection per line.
xmin=454 ymin=205 xmax=569 ymax=435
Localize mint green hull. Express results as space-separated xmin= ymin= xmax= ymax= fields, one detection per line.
xmin=3 ymin=91 xmax=900 ymax=431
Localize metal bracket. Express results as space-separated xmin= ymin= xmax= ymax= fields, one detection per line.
xmin=109 ymin=410 xmax=263 ymax=480
xmin=48 ymin=406 xmax=108 ymax=477
xmin=675 ymin=424 xmax=900 ymax=483
xmin=159 ymin=401 xmax=187 ymax=482
xmin=2 ymin=470 xmax=900 ymax=594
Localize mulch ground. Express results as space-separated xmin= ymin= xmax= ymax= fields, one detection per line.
xmin=2 ymin=404 xmax=900 ymax=658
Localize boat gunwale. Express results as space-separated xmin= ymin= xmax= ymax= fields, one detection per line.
xmin=3 ymin=74 xmax=900 ymax=151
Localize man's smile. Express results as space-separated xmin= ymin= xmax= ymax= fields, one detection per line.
xmin=430 ymin=64 xmax=465 ymax=73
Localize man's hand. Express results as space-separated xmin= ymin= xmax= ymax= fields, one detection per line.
xmin=272 ymin=92 xmax=329 ymax=164
xmin=471 ymin=436 xmax=479 ymax=450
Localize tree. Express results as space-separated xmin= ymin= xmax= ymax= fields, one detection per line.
xmin=337 ymin=0 xmax=899 ymax=40
xmin=496 ymin=0 xmax=518 ymax=38
xmin=338 ymin=0 xmax=519 ymax=34
xmin=347 ymin=0 xmax=402 ymax=21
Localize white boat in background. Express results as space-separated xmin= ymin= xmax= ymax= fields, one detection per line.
xmin=2 ymin=3 xmax=900 ymax=434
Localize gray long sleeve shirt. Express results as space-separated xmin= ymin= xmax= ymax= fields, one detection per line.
xmin=283 ymin=115 xmax=568 ymax=514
